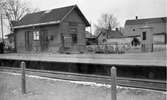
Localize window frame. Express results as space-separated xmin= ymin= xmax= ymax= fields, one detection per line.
xmin=33 ymin=31 xmax=40 ymax=41
xmin=142 ymin=32 xmax=146 ymax=40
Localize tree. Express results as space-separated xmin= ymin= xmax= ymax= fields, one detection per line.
xmin=0 ymin=0 xmax=39 ymax=27
xmin=94 ymin=13 xmax=119 ymax=35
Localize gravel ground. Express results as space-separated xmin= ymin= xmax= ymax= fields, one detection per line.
xmin=0 ymin=72 xmax=166 ymax=100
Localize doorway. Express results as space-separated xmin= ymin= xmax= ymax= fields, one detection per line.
xmin=40 ymin=30 xmax=48 ymax=51
xmin=25 ymin=31 xmax=33 ymax=51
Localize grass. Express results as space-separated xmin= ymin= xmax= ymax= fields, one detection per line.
xmin=0 ymin=72 xmax=166 ymax=100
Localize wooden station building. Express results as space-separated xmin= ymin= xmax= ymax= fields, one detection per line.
xmin=12 ymin=5 xmax=90 ymax=53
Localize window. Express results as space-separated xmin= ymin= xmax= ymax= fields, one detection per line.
xmin=33 ymin=31 xmax=40 ymax=40
xmin=69 ymin=28 xmax=77 ymax=33
xmin=71 ymin=34 xmax=77 ymax=44
xmin=142 ymin=32 xmax=146 ymax=40
xmin=102 ymin=39 xmax=106 ymax=43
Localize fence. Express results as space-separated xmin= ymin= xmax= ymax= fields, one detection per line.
xmin=87 ymin=43 xmax=132 ymax=54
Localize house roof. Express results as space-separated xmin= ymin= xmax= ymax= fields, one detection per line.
xmin=13 ymin=5 xmax=90 ymax=29
xmin=108 ymin=31 xmax=124 ymax=38
xmin=125 ymin=17 xmax=167 ymax=25
xmin=97 ymin=30 xmax=124 ymax=39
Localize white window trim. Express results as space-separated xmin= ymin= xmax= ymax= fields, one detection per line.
xmin=33 ymin=31 xmax=40 ymax=40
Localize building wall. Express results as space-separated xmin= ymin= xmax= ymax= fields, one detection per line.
xmin=125 ymin=23 xmax=166 ymax=36
xmin=41 ymin=25 xmax=61 ymax=53
xmin=125 ymin=22 xmax=167 ymax=44
xmin=98 ymin=34 xmax=106 ymax=44
xmin=15 ymin=25 xmax=61 ymax=53
xmin=15 ymin=28 xmax=27 ymax=53
xmin=61 ymin=9 xmax=86 ymax=52
xmin=140 ymin=28 xmax=154 ymax=52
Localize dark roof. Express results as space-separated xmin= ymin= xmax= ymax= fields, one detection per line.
xmin=125 ymin=17 xmax=167 ymax=25
xmin=108 ymin=31 xmax=124 ymax=38
xmin=14 ymin=5 xmax=90 ymax=28
xmin=97 ymin=30 xmax=124 ymax=39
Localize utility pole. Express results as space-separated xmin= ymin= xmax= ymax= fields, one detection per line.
xmin=89 ymin=20 xmax=92 ymax=34
xmin=0 ymin=14 xmax=4 ymax=42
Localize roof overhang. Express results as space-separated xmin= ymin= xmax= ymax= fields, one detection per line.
xmin=13 ymin=20 xmax=60 ymax=29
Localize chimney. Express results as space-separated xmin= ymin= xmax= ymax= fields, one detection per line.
xmin=136 ymin=16 xmax=138 ymax=20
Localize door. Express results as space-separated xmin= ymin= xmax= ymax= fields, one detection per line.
xmin=69 ymin=28 xmax=77 ymax=46
xmin=71 ymin=33 xmax=77 ymax=45
xmin=40 ymin=30 xmax=48 ymax=51
xmin=25 ymin=31 xmax=32 ymax=51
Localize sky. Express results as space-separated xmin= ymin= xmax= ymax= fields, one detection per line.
xmin=27 ymin=0 xmax=166 ymax=26
xmin=0 ymin=0 xmax=166 ymax=37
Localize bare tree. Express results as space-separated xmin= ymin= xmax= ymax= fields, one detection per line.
xmin=0 ymin=0 xmax=39 ymax=27
xmin=94 ymin=13 xmax=119 ymax=35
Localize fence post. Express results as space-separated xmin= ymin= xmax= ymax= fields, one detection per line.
xmin=21 ymin=61 xmax=26 ymax=94
xmin=111 ymin=66 xmax=117 ymax=100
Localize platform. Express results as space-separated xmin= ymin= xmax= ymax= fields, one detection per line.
xmin=0 ymin=51 xmax=166 ymax=66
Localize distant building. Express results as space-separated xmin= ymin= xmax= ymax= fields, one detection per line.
xmin=97 ymin=28 xmax=124 ymax=44
xmin=85 ymin=31 xmax=97 ymax=45
xmin=12 ymin=5 xmax=90 ymax=53
xmin=125 ymin=17 xmax=167 ymax=45
xmin=5 ymin=33 xmax=15 ymax=50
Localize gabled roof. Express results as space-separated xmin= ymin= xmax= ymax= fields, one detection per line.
xmin=97 ymin=30 xmax=124 ymax=39
xmin=108 ymin=30 xmax=124 ymax=38
xmin=125 ymin=17 xmax=167 ymax=25
xmin=13 ymin=5 xmax=90 ymax=29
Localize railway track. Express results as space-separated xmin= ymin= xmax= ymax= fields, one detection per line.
xmin=0 ymin=66 xmax=166 ymax=91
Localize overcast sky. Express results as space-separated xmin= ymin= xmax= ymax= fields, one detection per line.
xmin=1 ymin=0 xmax=166 ymax=37
xmin=27 ymin=0 xmax=166 ymax=26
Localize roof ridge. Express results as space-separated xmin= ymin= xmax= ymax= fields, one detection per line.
xmin=127 ymin=16 xmax=167 ymax=21
xmin=25 ymin=5 xmax=76 ymax=16
xmin=125 ymin=17 xmax=167 ymax=25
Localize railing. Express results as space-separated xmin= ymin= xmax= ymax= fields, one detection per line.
xmin=86 ymin=43 xmax=132 ymax=54
xmin=86 ymin=43 xmax=167 ymax=54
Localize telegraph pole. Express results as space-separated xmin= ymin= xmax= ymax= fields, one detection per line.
xmin=0 ymin=14 xmax=4 ymax=42
xmin=90 ymin=20 xmax=92 ymax=34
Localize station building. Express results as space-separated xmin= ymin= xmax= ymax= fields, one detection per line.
xmin=12 ymin=5 xmax=90 ymax=53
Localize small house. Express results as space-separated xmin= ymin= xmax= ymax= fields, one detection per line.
xmin=97 ymin=28 xmax=124 ymax=44
xmin=12 ymin=5 xmax=90 ymax=53
xmin=85 ymin=31 xmax=98 ymax=45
